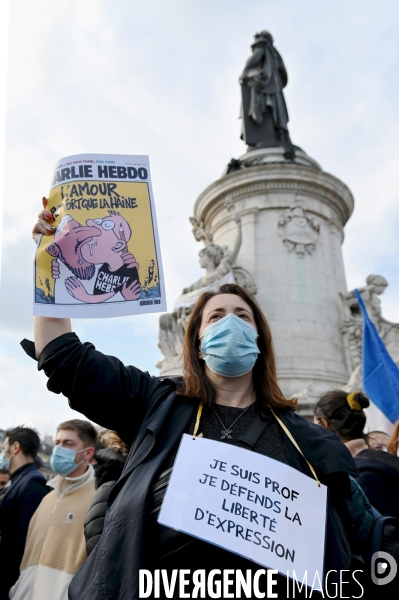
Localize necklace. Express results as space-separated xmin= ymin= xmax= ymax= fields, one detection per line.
xmin=212 ymin=404 xmax=252 ymax=440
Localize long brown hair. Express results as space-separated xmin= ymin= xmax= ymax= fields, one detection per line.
xmin=178 ymin=283 xmax=297 ymax=411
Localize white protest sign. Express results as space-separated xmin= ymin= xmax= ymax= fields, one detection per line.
xmin=159 ymin=434 xmax=327 ymax=579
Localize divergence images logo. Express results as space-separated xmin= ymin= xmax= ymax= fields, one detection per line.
xmin=371 ymin=551 xmax=398 ymax=586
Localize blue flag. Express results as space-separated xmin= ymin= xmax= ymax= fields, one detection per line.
xmin=355 ymin=289 xmax=399 ymax=424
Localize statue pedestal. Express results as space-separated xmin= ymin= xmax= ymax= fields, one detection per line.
xmin=194 ymin=147 xmax=354 ymax=414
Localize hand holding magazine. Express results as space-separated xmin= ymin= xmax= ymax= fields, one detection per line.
xmin=33 ymin=153 xmax=166 ymax=318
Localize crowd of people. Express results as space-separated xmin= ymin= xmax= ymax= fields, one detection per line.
xmin=0 ymin=202 xmax=397 ymax=599
xmin=1 ymin=388 xmax=399 ymax=599
xmin=0 ymin=422 xmax=129 ymax=600
xmin=0 ymin=294 xmax=398 ymax=598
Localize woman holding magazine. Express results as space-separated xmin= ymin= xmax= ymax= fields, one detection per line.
xmin=25 ymin=209 xmax=360 ymax=599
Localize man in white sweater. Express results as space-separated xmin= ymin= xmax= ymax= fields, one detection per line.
xmin=10 ymin=420 xmax=97 ymax=600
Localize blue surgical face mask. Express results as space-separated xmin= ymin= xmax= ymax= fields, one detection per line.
xmin=50 ymin=445 xmax=89 ymax=477
xmin=0 ymin=451 xmax=10 ymax=471
xmin=200 ymin=313 xmax=260 ymax=377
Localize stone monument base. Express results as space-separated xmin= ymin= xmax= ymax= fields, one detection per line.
xmin=194 ymin=146 xmax=354 ymax=416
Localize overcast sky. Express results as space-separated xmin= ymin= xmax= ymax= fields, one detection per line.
xmin=1 ymin=0 xmax=399 ymax=438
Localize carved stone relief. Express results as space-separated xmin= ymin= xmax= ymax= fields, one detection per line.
xmin=277 ymin=205 xmax=319 ymax=257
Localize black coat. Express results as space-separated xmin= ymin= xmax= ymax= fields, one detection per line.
xmin=0 ymin=462 xmax=49 ymax=599
xmin=84 ymin=448 xmax=126 ymax=555
xmin=355 ymin=448 xmax=399 ymax=517
xmin=84 ymin=480 xmax=116 ymax=556
xmin=23 ymin=333 xmax=358 ymax=600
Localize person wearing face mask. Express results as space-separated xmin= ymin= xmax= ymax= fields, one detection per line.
xmin=9 ymin=420 xmax=97 ymax=600
xmin=0 ymin=427 xmax=48 ymax=600
xmin=20 ymin=277 xmax=364 ymax=600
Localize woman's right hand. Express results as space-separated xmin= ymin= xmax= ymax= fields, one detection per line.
xmin=32 ymin=197 xmax=56 ymax=243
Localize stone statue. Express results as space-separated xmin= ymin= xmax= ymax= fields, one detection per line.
xmin=343 ymin=274 xmax=388 ymax=329
xmin=189 ymin=217 xmax=213 ymax=245
xmin=180 ymin=215 xmax=242 ymax=296
xmin=340 ymin=274 xmax=399 ymax=372
xmin=240 ymin=31 xmax=292 ymax=150
xmin=157 ymin=312 xmax=182 ymax=362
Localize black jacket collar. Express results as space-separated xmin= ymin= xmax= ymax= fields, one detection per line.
xmin=356 ymin=448 xmax=399 ymax=475
xmin=10 ymin=462 xmax=37 ymax=481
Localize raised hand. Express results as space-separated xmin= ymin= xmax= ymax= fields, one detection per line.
xmin=32 ymin=197 xmax=55 ymax=243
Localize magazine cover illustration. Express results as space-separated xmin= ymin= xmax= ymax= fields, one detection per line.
xmin=34 ymin=153 xmax=166 ymax=318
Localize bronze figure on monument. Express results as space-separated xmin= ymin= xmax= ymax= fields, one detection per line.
xmin=240 ymin=31 xmax=293 ymax=152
